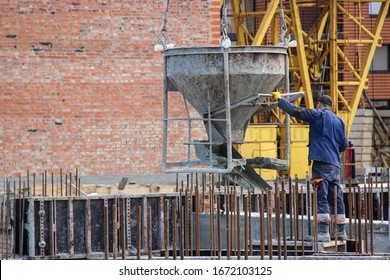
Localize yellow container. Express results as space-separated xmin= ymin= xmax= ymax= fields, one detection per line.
xmin=235 ymin=124 xmax=278 ymax=180
xmin=280 ymin=124 xmax=310 ymax=179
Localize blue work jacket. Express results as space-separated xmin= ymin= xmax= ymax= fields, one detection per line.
xmin=278 ymin=98 xmax=349 ymax=169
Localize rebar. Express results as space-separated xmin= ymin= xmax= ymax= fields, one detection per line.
xmin=1 ymin=170 xmax=388 ymax=260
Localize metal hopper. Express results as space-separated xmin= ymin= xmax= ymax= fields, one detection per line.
xmin=162 ymin=46 xmax=287 ymax=192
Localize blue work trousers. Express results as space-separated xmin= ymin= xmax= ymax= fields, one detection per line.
xmin=312 ymin=161 xmax=345 ymax=217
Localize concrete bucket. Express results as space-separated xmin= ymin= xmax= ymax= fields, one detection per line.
xmin=163 ymin=46 xmax=288 ymax=192
xmin=165 ymin=46 xmax=287 ymax=143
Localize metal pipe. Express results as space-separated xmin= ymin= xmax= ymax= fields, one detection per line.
xmin=223 ymin=50 xmax=233 ymax=172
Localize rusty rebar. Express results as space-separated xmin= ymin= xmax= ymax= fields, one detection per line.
xmin=259 ymin=191 xmax=265 ymax=260
xmin=185 ymin=188 xmax=191 ymax=256
xmin=113 ymin=199 xmax=118 ymax=260
xmin=51 ymin=172 xmax=54 ymax=197
xmin=293 ymin=178 xmax=298 ymax=256
xmin=275 ymin=181 xmax=281 ymax=259
xmin=121 ymin=198 xmax=126 ymax=260
xmin=306 ymin=172 xmax=311 ymax=237
xmin=59 ymin=169 xmax=62 ymax=197
xmin=137 ymin=205 xmax=142 ymax=260
xmin=313 ymin=186 xmax=318 ymax=253
xmin=75 ymin=168 xmax=79 ymax=197
xmin=236 ymin=195 xmax=241 ymax=260
xmin=267 ymin=189 xmax=273 ymax=260
xmin=27 ymin=170 xmax=30 ymax=198
xmin=226 ymin=182 xmax=231 ymax=260
xmin=208 ymin=186 xmax=213 ymax=256
xmin=33 ymin=173 xmax=36 ymax=197
xmin=147 ymin=206 xmax=152 ymax=260
xmin=69 ymin=172 xmax=72 ymax=197
xmin=357 ymin=184 xmax=362 ymax=254
xmin=334 ymin=185 xmax=338 ymax=253
xmin=348 ymin=178 xmax=353 ymax=240
xmin=353 ymin=184 xmax=358 ymax=253
xmin=248 ymin=192 xmax=253 ymax=256
xmin=289 ymin=176 xmax=293 ymax=240
xmin=369 ymin=177 xmax=374 ymax=255
xmin=301 ymin=183 xmax=305 ymax=255
xmin=364 ymin=182 xmax=368 ymax=253
xmin=172 ymin=198 xmax=177 ymax=260
xmin=282 ymin=190 xmax=287 ymax=260
xmin=164 ymin=199 xmax=170 ymax=259
xmin=18 ymin=174 xmax=22 ymax=256
xmin=50 ymin=199 xmax=55 ymax=256
xmin=217 ymin=196 xmax=222 ymax=260
xmin=195 ymin=181 xmax=200 ymax=256
xmin=65 ymin=174 xmax=68 ymax=197
xmin=104 ymin=199 xmax=109 ymax=259
xmin=244 ymin=195 xmax=248 ymax=260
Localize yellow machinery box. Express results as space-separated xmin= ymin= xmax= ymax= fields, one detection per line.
xmin=280 ymin=124 xmax=310 ymax=179
xmin=235 ymin=124 xmax=278 ymax=181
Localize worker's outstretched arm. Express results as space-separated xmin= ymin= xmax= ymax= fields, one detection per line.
xmin=277 ymin=98 xmax=320 ymax=124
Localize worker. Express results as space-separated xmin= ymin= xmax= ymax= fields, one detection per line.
xmin=271 ymin=92 xmax=349 ymax=242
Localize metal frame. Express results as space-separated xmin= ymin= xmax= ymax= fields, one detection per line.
xmin=162 ymin=49 xmax=237 ymax=174
xmin=230 ymin=0 xmax=390 ymax=135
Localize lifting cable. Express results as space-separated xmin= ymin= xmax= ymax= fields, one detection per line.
xmin=220 ymin=0 xmax=231 ymax=48
xmin=155 ymin=0 xmax=174 ymax=51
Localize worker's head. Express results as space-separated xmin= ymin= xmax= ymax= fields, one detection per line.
xmin=317 ymin=95 xmax=333 ymax=109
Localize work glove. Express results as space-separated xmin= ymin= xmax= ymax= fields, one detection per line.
xmin=271 ymin=91 xmax=281 ymax=101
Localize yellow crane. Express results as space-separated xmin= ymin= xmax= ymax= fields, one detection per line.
xmin=225 ymin=0 xmax=389 ymax=178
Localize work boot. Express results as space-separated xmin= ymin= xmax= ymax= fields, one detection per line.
xmin=317 ymin=221 xmax=330 ymax=242
xmin=331 ymin=223 xmax=347 ymax=241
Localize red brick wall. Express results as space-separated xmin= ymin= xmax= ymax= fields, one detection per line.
xmin=0 ymin=1 xmax=220 ymax=176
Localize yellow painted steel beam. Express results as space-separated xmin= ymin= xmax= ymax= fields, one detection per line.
xmin=231 ymin=0 xmax=246 ymax=45
xmin=346 ymin=0 xmax=390 ymax=134
xmin=289 ymin=0 xmax=314 ymax=108
xmin=252 ymin=0 xmax=280 ymax=45
xmin=329 ymin=0 xmax=338 ymax=115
